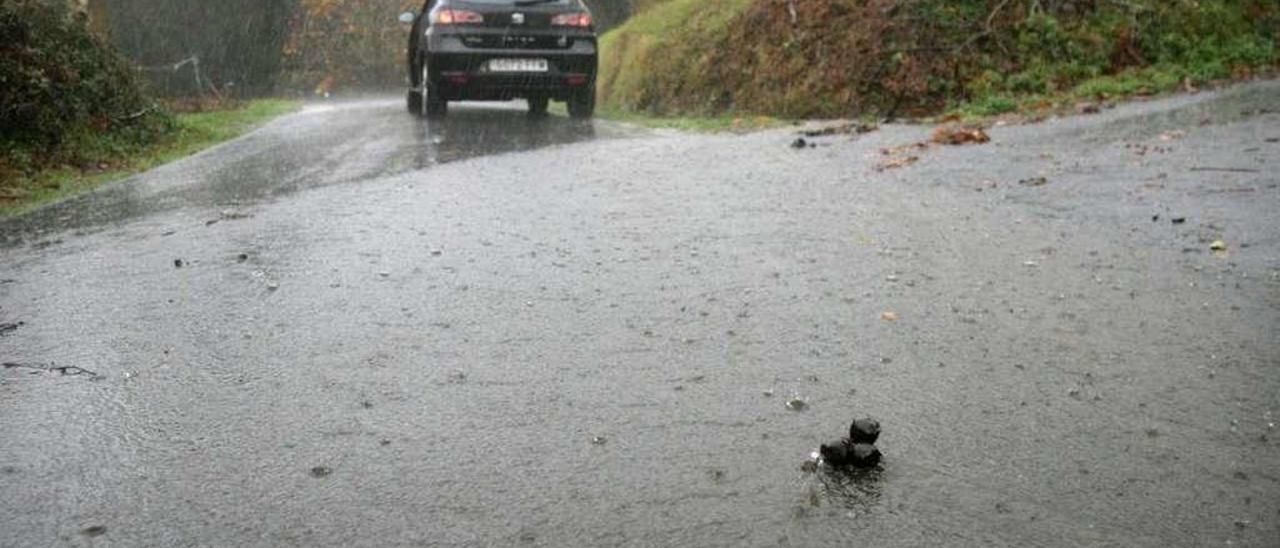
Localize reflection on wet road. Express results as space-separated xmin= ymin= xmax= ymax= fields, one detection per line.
xmin=0 ymin=99 xmax=634 ymax=246
xmin=1 ymin=82 xmax=1278 ymax=547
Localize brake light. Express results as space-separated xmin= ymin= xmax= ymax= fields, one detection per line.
xmin=434 ymin=9 xmax=484 ymax=25
xmin=551 ymin=12 xmax=592 ymax=28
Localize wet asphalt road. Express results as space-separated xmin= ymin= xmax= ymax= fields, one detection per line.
xmin=1 ymin=86 xmax=1278 ymax=547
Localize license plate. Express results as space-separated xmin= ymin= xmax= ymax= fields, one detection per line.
xmin=488 ymin=58 xmax=548 ymax=72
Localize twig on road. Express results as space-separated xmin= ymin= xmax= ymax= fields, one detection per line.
xmin=3 ymin=362 xmax=102 ymax=379
xmin=1190 ymin=167 xmax=1261 ymax=173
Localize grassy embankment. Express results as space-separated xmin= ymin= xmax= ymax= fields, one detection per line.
xmin=596 ymin=0 xmax=1278 ymax=127
xmin=0 ymin=100 xmax=298 ymax=216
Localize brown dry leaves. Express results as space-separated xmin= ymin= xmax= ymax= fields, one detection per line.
xmin=875 ymin=155 xmax=920 ymax=172
xmin=876 ymin=124 xmax=990 ymax=172
xmin=930 ymin=125 xmax=990 ymax=145
xmin=875 ymin=142 xmax=926 ymax=172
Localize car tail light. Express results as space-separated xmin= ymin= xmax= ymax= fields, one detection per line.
xmin=434 ymin=9 xmax=484 ymax=25
xmin=551 ymin=12 xmax=592 ymax=28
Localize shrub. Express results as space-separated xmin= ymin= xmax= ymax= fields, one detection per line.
xmin=598 ymin=0 xmax=1278 ymax=119
xmin=0 ymin=0 xmax=171 ymax=171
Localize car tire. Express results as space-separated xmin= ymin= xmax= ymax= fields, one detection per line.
xmin=567 ymin=87 xmax=595 ymax=119
xmin=407 ymin=90 xmax=422 ymax=114
xmin=424 ymin=91 xmax=448 ymax=118
xmin=420 ymin=63 xmax=447 ymax=119
xmin=527 ymin=96 xmax=549 ymax=117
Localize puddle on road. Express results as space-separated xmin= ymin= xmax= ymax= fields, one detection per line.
xmin=1075 ymin=80 xmax=1280 ymax=144
xmin=809 ymin=466 xmax=885 ymax=512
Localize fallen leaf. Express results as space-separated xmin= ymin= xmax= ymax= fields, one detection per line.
xmin=931 ymin=125 xmax=990 ymax=145
xmin=880 ymin=142 xmax=928 ymax=156
xmin=1075 ymin=103 xmax=1101 ymax=115
xmin=875 ymin=156 xmax=919 ymax=172
xmin=800 ymin=122 xmax=878 ymax=137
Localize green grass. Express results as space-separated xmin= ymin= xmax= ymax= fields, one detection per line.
xmin=597 ymin=108 xmax=785 ymax=132
xmin=545 ymin=101 xmax=783 ymax=132
xmin=597 ymin=0 xmax=754 ymax=114
xmin=1 ymin=99 xmax=299 ymax=217
xmin=947 ymin=62 xmax=1273 ymax=121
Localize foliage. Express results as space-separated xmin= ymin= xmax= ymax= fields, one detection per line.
xmin=0 ymin=0 xmax=172 ymax=189
xmin=598 ymin=0 xmax=1279 ymax=119
xmin=597 ymin=0 xmax=753 ymax=114
xmin=582 ymin=0 xmax=633 ymax=32
xmin=281 ymin=0 xmax=420 ymax=94
xmin=100 ymin=0 xmax=292 ymax=97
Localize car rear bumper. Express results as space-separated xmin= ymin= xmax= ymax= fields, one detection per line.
xmin=423 ymin=32 xmax=597 ymax=100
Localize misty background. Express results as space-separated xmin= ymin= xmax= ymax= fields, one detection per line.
xmin=72 ymin=0 xmax=634 ymax=98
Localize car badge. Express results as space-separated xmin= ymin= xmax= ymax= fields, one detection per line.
xmin=511 ymin=13 xmax=525 ymax=25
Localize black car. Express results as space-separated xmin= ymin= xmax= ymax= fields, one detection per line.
xmin=400 ymin=0 xmax=598 ymax=119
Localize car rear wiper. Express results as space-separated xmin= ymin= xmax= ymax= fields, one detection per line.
xmin=513 ymin=0 xmax=560 ymax=6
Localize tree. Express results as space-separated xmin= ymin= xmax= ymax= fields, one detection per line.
xmin=100 ymin=0 xmax=292 ymax=96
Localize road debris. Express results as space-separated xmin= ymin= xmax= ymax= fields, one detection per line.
xmin=931 ymin=125 xmax=990 ymax=145
xmin=848 ymin=418 xmax=881 ymax=443
xmin=881 ymin=311 xmax=900 ymax=322
xmin=174 ymin=259 xmax=184 ymax=268
xmin=875 ymin=155 xmax=919 ymax=172
xmin=880 ymin=142 xmax=929 ymax=157
xmin=591 ymin=436 xmax=608 ymax=446
xmin=1210 ymin=240 xmax=1228 ymax=252
xmin=2 ymin=362 xmax=102 ymax=379
xmin=1171 ymin=217 xmax=1187 ymax=225
xmin=1190 ymin=166 xmax=1260 ymax=173
xmin=0 ymin=321 xmax=23 ymax=336
xmin=819 ymin=442 xmax=881 ymax=468
xmin=786 ymin=398 xmax=808 ymax=411
xmin=221 ymin=208 xmax=252 ymax=220
xmin=80 ymin=526 xmax=107 ymax=538
xmin=799 ymin=122 xmax=877 ymax=138
xmin=1019 ymin=176 xmax=1049 ymax=187
xmin=875 ymin=140 xmax=928 ymax=171
xmin=790 ymin=137 xmax=814 ymax=149
xmin=309 ymin=466 xmax=332 ymax=478
xmin=818 ymin=417 xmax=883 ymax=469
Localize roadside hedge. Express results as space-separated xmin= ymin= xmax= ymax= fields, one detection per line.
xmin=0 ymin=0 xmax=171 ymax=177
xmin=599 ymin=0 xmax=1279 ymax=119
